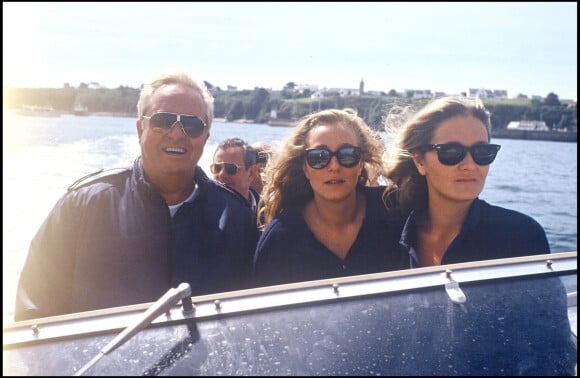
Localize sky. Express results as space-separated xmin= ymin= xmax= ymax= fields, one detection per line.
xmin=3 ymin=2 xmax=577 ymax=99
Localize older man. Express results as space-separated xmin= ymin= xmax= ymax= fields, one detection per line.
xmin=14 ymin=72 xmax=258 ymax=321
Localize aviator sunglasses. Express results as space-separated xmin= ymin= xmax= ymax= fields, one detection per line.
xmin=305 ymin=146 xmax=362 ymax=169
xmin=210 ymin=162 xmax=242 ymax=175
xmin=423 ymin=143 xmax=501 ymax=166
xmin=142 ymin=112 xmax=206 ymax=138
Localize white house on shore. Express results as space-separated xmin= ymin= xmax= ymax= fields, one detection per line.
xmin=506 ymin=120 xmax=549 ymax=131
xmin=469 ymin=88 xmax=508 ymax=99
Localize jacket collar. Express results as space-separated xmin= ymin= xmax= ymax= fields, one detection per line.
xmin=133 ymin=157 xmax=209 ymax=203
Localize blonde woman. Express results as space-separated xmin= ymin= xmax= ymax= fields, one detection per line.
xmin=253 ymin=109 xmax=404 ymax=287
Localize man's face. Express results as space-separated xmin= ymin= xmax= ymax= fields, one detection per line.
xmin=212 ymin=146 xmax=252 ymax=200
xmin=137 ymin=83 xmax=209 ymax=183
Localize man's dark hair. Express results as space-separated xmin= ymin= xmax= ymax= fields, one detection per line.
xmin=216 ymin=137 xmax=257 ymax=168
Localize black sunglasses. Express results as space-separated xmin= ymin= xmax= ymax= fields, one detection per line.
xmin=256 ymin=151 xmax=269 ymax=164
xmin=210 ymin=162 xmax=242 ymax=175
xmin=305 ymin=146 xmax=362 ymax=169
xmin=423 ymin=143 xmax=501 ymax=166
xmin=142 ymin=112 xmax=206 ymax=138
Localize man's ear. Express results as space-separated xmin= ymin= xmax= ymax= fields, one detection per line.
xmin=249 ymin=164 xmax=260 ymax=180
xmin=136 ymin=120 xmax=143 ymax=139
xmin=413 ymin=152 xmax=427 ymax=176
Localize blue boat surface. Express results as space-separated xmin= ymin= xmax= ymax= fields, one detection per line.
xmin=3 ymin=252 xmax=577 ymax=376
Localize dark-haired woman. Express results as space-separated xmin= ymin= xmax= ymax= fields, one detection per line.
xmin=383 ymin=96 xmax=549 ymax=267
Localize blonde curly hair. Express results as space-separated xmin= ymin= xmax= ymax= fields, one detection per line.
xmin=258 ymin=108 xmax=386 ymax=229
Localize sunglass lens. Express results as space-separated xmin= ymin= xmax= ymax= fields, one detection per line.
xmin=337 ymin=147 xmax=361 ymax=168
xmin=307 ymin=149 xmax=331 ymax=169
xmin=150 ymin=113 xmax=177 ymax=130
xmin=472 ymin=145 xmax=500 ymax=165
xmin=436 ymin=145 xmax=465 ymax=166
xmin=211 ymin=163 xmax=238 ymax=174
xmin=210 ymin=164 xmax=221 ymax=174
xmin=181 ymin=116 xmax=205 ymax=138
xmin=224 ymin=163 xmax=238 ymax=175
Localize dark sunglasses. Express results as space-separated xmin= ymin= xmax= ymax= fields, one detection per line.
xmin=256 ymin=151 xmax=269 ymax=164
xmin=423 ymin=143 xmax=501 ymax=166
xmin=210 ymin=162 xmax=242 ymax=175
xmin=142 ymin=112 xmax=206 ymax=138
xmin=305 ymin=146 xmax=362 ymax=169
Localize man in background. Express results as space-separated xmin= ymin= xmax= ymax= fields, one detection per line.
xmin=250 ymin=140 xmax=273 ymax=194
xmin=211 ymin=137 xmax=261 ymax=216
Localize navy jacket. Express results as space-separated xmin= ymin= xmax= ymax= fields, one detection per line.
xmin=15 ymin=157 xmax=259 ymax=321
xmin=396 ymin=199 xmax=575 ymax=375
xmin=399 ymin=198 xmax=551 ymax=268
xmin=253 ymin=186 xmax=405 ymax=287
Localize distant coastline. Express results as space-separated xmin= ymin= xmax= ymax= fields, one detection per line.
xmin=215 ymin=117 xmax=577 ymax=142
xmin=5 ymin=87 xmax=576 ymax=136
xmin=214 ymin=118 xmax=296 ymax=127
xmin=215 ymin=118 xmax=577 ymax=142
xmin=492 ymin=129 xmax=577 ymax=143
xmin=267 ymin=119 xmax=296 ymax=127
xmin=89 ymin=112 xmax=135 ymax=117
xmin=9 ymin=112 xmax=575 ymax=142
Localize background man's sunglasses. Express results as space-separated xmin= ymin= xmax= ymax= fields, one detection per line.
xmin=256 ymin=151 xmax=269 ymax=164
xmin=305 ymin=146 xmax=362 ymax=169
xmin=210 ymin=162 xmax=242 ymax=175
xmin=142 ymin=112 xmax=206 ymax=138
xmin=423 ymin=143 xmax=501 ymax=166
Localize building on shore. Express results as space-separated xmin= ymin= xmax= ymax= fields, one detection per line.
xmin=506 ymin=121 xmax=549 ymax=131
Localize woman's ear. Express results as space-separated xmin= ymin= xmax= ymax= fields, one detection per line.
xmin=413 ymin=152 xmax=427 ymax=176
xmin=302 ymin=161 xmax=311 ymax=181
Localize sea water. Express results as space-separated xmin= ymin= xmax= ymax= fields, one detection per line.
xmin=3 ymin=113 xmax=577 ymax=322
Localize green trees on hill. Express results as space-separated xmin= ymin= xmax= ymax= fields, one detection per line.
xmin=3 ymin=86 xmax=576 ymax=131
xmin=4 ymin=86 xmax=140 ymax=116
